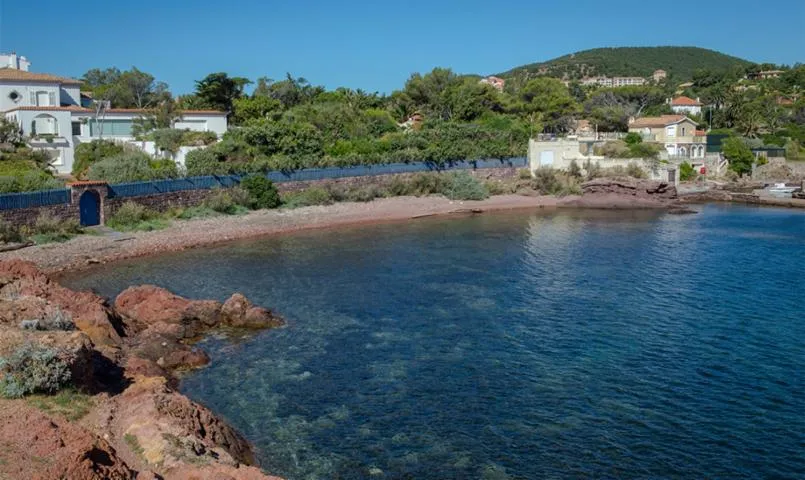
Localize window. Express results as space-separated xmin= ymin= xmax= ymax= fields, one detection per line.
xmin=88 ymin=119 xmax=134 ymax=137
xmin=72 ymin=122 xmax=82 ymax=136
xmin=666 ymin=125 xmax=676 ymax=137
xmin=7 ymin=91 xmax=21 ymax=103
xmin=681 ymin=127 xmax=687 ymax=136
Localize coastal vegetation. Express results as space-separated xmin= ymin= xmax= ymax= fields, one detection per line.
xmin=499 ymin=47 xmax=753 ymax=82
xmin=0 ymin=50 xmax=802 ymax=192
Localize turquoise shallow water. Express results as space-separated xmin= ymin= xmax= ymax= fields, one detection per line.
xmin=64 ymin=205 xmax=805 ymax=479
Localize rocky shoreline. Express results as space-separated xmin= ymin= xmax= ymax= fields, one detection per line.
xmin=0 ymin=188 xmax=692 ymax=276
xmin=0 ymin=184 xmax=696 ymax=478
xmin=0 ymin=259 xmax=284 ymax=479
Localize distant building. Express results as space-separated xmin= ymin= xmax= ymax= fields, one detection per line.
xmin=611 ymin=76 xmax=646 ymax=87
xmin=580 ymin=75 xmax=648 ymax=88
xmin=669 ymin=96 xmax=703 ymax=116
xmin=581 ymin=76 xmax=611 ymax=87
xmin=747 ymin=70 xmax=784 ymax=80
xmin=479 ymin=76 xmax=505 ymax=92
xmin=628 ymin=114 xmax=706 ymax=159
xmin=653 ymin=69 xmax=667 ymax=83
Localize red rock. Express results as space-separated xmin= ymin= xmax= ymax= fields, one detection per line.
xmin=222 ymin=294 xmax=284 ymax=329
xmin=0 ymin=402 xmax=136 ymax=480
xmin=115 ymin=285 xmax=222 ymax=334
xmin=0 ymin=260 xmax=122 ymax=347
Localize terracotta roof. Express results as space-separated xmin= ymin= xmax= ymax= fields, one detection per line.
xmin=629 ymin=115 xmax=697 ymax=128
xmin=66 ymin=181 xmax=109 ymax=187
xmin=671 ymin=96 xmax=702 ymax=106
xmin=0 ymin=68 xmax=82 ymax=85
xmin=4 ymin=106 xmax=227 ymax=116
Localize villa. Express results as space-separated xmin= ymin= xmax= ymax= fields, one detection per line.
xmin=0 ymin=53 xmax=227 ymax=175
xmin=628 ymin=114 xmax=707 ymax=158
xmin=669 ymin=96 xmax=703 ymax=116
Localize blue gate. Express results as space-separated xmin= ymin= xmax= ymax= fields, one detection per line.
xmin=79 ymin=190 xmax=101 ymax=226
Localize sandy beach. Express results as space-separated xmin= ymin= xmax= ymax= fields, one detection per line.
xmin=1 ymin=195 xmax=560 ymax=274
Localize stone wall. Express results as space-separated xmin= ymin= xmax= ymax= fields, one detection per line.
xmin=1 ymin=167 xmax=521 ymax=227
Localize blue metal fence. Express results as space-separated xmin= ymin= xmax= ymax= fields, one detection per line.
xmin=0 ymin=188 xmax=71 ymax=211
xmin=1 ymin=157 xmax=528 ymax=209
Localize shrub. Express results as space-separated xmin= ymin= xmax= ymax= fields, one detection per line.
xmin=203 ymin=189 xmax=238 ymax=214
xmin=281 ymin=187 xmax=334 ymax=208
xmin=152 ymin=128 xmax=185 ymax=156
xmin=628 ymin=142 xmax=662 ymax=159
xmin=518 ymin=168 xmax=532 ymax=180
xmin=756 ymin=155 xmax=768 ymax=166
xmin=185 ymin=148 xmax=230 ymax=176
xmin=723 ymin=137 xmax=755 ymax=176
xmin=532 ymin=167 xmax=560 ymax=194
xmin=342 ymin=184 xmax=386 ymax=202
xmin=73 ymin=140 xmax=125 ymax=178
xmin=0 ymin=219 xmax=22 ymax=243
xmin=680 ymin=161 xmax=696 ymax=181
xmin=240 ymin=175 xmax=281 ymax=209
xmin=107 ymin=201 xmax=168 ymax=231
xmin=408 ymin=173 xmax=446 ymax=196
xmin=624 ymin=132 xmax=643 ymax=145
xmin=87 ymin=151 xmax=169 ymax=183
xmin=0 ymin=343 xmax=71 ymax=398
xmin=227 ymin=186 xmax=253 ymax=208
xmin=443 ymin=172 xmax=489 ymax=201
xmin=625 ymin=163 xmax=647 ymax=179
xmin=568 ymin=159 xmax=582 ymax=178
xmin=29 ymin=212 xmax=82 ymax=243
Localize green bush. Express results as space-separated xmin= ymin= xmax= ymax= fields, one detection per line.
xmin=624 ymin=132 xmax=643 ymax=145
xmin=0 ymin=219 xmax=22 ymax=243
xmin=518 ymin=168 xmax=533 ymax=180
xmin=407 ymin=172 xmax=446 ymax=196
xmin=202 ymin=189 xmax=248 ymax=215
xmin=680 ymin=161 xmax=696 ymax=181
xmin=0 ymin=343 xmax=71 ymax=398
xmin=29 ymin=212 xmax=82 ymax=243
xmin=107 ymin=202 xmax=168 ymax=232
xmin=625 ymin=163 xmax=648 ymax=179
xmin=185 ymin=148 xmax=230 ymax=176
xmin=87 ymin=152 xmax=176 ymax=184
xmin=240 ymin=175 xmax=281 ymax=209
xmin=532 ymin=168 xmax=560 ymax=194
xmin=443 ymin=172 xmax=489 ymax=201
xmin=281 ymin=187 xmax=334 ymax=208
xmin=73 ymin=140 xmax=125 ymax=178
xmin=152 ymin=128 xmax=185 ymax=156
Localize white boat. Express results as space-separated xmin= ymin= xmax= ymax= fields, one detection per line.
xmin=768 ymin=183 xmax=798 ymax=194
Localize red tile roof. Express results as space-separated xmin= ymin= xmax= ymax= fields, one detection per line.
xmin=671 ymin=96 xmax=702 ymax=106
xmin=0 ymin=68 xmax=82 ymax=85
xmin=4 ymin=106 xmax=226 ymax=115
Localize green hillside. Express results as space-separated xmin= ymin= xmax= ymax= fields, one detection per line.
xmin=498 ymin=46 xmax=753 ymax=82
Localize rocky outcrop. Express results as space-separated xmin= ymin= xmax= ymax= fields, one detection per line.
xmin=559 ymin=177 xmax=684 ymax=210
xmin=0 ymin=259 xmax=123 ymax=348
xmin=0 ymin=402 xmax=137 ymax=480
xmin=0 ymin=260 xmax=285 ymax=480
xmin=222 ymin=293 xmax=285 ymax=329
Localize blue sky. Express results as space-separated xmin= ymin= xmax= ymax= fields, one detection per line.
xmin=1 ymin=0 xmax=803 ymax=95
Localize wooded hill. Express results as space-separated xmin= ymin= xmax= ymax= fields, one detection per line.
xmin=497 ymin=46 xmax=753 ymax=82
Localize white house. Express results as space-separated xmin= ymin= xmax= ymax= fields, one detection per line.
xmin=669 ymin=96 xmax=703 ymax=116
xmin=0 ymin=55 xmax=227 ymax=175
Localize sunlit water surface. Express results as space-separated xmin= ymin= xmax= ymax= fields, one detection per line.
xmin=63 ymin=205 xmax=805 ymax=479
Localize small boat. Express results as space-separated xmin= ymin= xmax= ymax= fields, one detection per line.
xmin=768 ymin=183 xmax=798 ymax=194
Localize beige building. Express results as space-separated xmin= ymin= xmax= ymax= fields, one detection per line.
xmin=628 ymin=115 xmax=706 ymax=158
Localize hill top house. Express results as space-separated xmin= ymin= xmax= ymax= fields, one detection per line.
xmin=0 ymin=53 xmax=227 ymax=175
